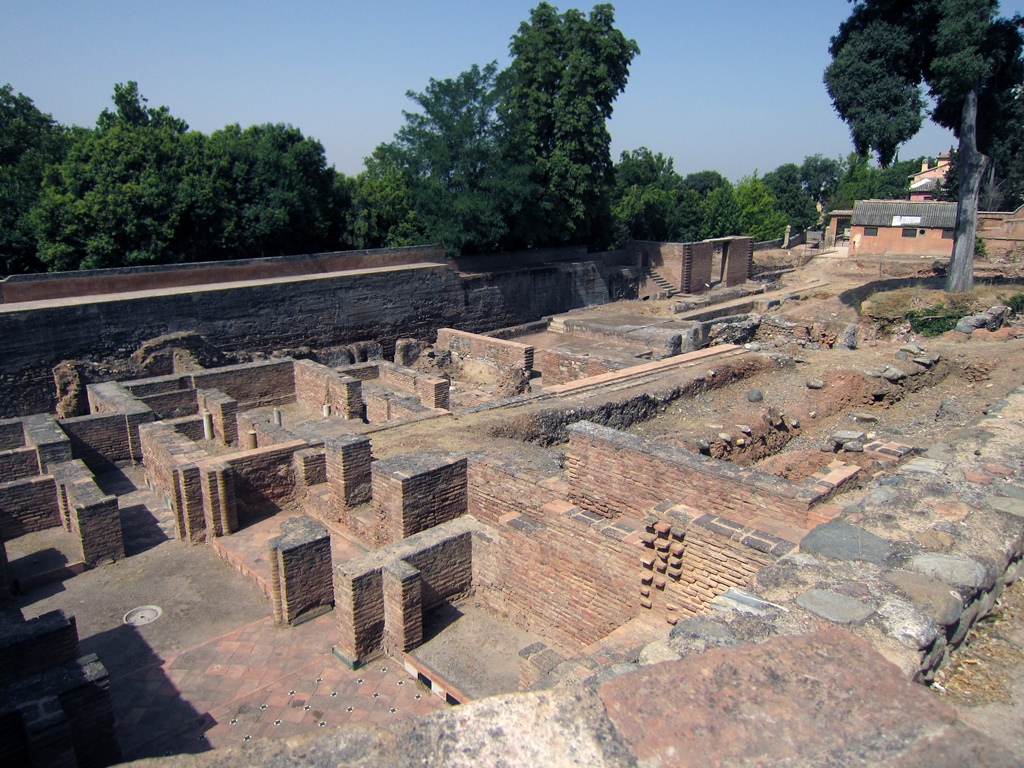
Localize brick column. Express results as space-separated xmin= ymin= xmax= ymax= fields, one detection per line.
xmin=333 ymin=567 xmax=384 ymax=666
xmin=383 ymin=561 xmax=422 ymax=654
xmin=201 ymin=462 xmax=236 ymax=538
xmin=268 ymin=517 xmax=334 ymax=625
xmin=325 ymin=434 xmax=372 ymax=507
xmin=175 ymin=464 xmax=206 ymax=542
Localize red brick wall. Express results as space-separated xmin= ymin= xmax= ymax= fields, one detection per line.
xmin=139 ymin=389 xmax=199 ymax=419
xmin=0 ymin=447 xmax=40 ymax=481
xmin=474 ymin=507 xmax=638 ymax=651
xmin=0 ymin=476 xmax=60 ymax=538
xmin=685 ymin=241 xmax=715 ymax=294
xmin=372 ymin=455 xmax=468 ymax=544
xmin=269 ymin=516 xmax=334 ymax=625
xmin=565 ymin=422 xmax=814 ymax=530
xmin=0 ymin=419 xmax=25 ymax=450
xmin=536 ymin=349 xmax=626 ymax=386
xmin=190 ymin=360 xmax=296 ymax=408
xmin=722 ymin=238 xmax=753 ymax=286
xmin=467 ymin=454 xmax=563 ymax=525
xmin=216 ymin=440 xmax=308 ymax=524
xmin=293 ymin=359 xmax=363 ymax=420
xmin=436 ymin=329 xmax=534 ymax=370
xmin=197 ymin=389 xmax=238 ymax=445
xmin=0 ymin=611 xmax=80 ymax=689
xmin=59 ymin=413 xmax=133 ymax=472
xmin=122 ymin=374 xmax=192 ymax=397
xmin=65 ymin=478 xmax=124 ymax=566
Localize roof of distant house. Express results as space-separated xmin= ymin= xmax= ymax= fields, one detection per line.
xmin=851 ymin=200 xmax=957 ymax=229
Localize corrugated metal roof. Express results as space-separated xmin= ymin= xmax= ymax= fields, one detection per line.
xmin=852 ymin=200 xmax=957 ymax=228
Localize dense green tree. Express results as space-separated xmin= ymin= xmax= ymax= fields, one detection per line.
xmin=682 ymin=170 xmax=730 ymax=198
xmin=500 ymin=2 xmax=639 ymax=249
xmin=0 ymin=85 xmax=69 ymax=274
xmin=611 ymin=147 xmax=702 ymax=243
xmin=735 ymin=174 xmax=788 ymax=241
xmin=32 ymin=84 xmax=198 ymax=271
xmin=763 ymin=163 xmax=819 ymax=230
xmin=387 ymin=62 xmax=526 ymax=255
xmin=345 ymin=144 xmax=425 ymax=250
xmin=825 ymin=0 xmax=1024 ymax=291
xmin=700 ymin=184 xmax=741 ymax=239
xmin=828 ymin=152 xmax=921 ymax=210
xmin=799 ymin=154 xmax=844 ymax=209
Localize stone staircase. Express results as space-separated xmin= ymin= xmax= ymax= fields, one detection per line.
xmin=547 ymin=316 xmax=567 ymax=333
xmin=644 ymin=268 xmax=677 ymax=297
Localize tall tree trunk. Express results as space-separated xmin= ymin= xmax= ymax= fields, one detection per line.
xmin=947 ymin=87 xmax=987 ymax=293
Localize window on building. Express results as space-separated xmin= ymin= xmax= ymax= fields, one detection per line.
xmin=863 ymin=226 xmax=878 ymax=236
xmin=902 ymin=228 xmax=917 ymax=238
xmin=942 ymin=229 xmax=954 ymax=239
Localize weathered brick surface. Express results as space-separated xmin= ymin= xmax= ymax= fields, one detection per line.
xmin=0 ymin=446 xmax=40 ymax=481
xmin=0 ymin=537 xmax=9 ymax=596
xmin=372 ymin=454 xmax=468 ymax=544
xmin=294 ymin=448 xmax=327 ymax=487
xmin=723 ymin=237 xmax=754 ymax=286
xmin=211 ymin=440 xmax=307 ymax=524
xmin=58 ymin=413 xmax=134 ymax=472
xmin=164 ymin=414 xmax=205 ymax=442
xmin=121 ymin=373 xmax=192 ymax=398
xmin=22 ymin=414 xmax=73 ymax=472
xmin=467 ymin=454 xmax=564 ymax=525
xmin=334 ymin=517 xmax=479 ymax=664
xmin=566 ymin=421 xmax=814 ymax=530
xmin=1 ymin=653 xmax=121 ymax=768
xmin=324 ymin=434 xmax=372 ymax=512
xmin=0 ymin=475 xmax=60 ymax=538
xmin=138 ymin=389 xmax=199 ymax=420
xmin=197 ymin=389 xmax=238 ymax=445
xmin=268 ymin=516 xmax=334 ymax=625
xmin=436 ymin=328 xmax=534 ymax=370
xmin=0 ymin=418 xmax=25 ymax=450
xmin=363 ymin=385 xmax=430 ymax=423
xmin=201 ymin=462 xmax=236 ymax=539
xmin=190 ymin=360 xmax=296 ymax=409
xmin=138 ymin=421 xmax=209 ymax=541
xmin=0 ymin=610 xmax=80 ymax=689
xmin=294 ymin=359 xmax=363 ymax=420
xmin=685 ymin=241 xmax=714 ymax=294
xmin=536 ymin=348 xmax=626 ymax=386
xmin=62 ymin=471 xmax=124 ymax=565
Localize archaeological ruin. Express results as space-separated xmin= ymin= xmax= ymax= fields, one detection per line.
xmin=2 ymin=238 xmax=1024 ymax=766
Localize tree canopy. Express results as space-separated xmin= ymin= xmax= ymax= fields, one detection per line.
xmin=825 ymin=0 xmax=1024 ymax=290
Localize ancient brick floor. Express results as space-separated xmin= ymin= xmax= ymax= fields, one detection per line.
xmin=122 ymin=612 xmax=446 ymax=760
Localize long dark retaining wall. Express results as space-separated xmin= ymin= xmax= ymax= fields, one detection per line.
xmin=0 ymin=250 xmax=638 ymax=416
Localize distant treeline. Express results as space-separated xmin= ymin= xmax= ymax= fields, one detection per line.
xmin=4 ymin=3 xmax=1014 ymax=275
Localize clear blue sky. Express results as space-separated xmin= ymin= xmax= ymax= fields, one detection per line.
xmin=4 ymin=1 xmax=1024 ymax=181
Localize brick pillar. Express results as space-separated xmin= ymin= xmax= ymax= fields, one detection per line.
xmin=340 ymin=378 xmax=364 ymax=420
xmin=268 ymin=517 xmax=334 ymax=625
xmin=175 ymin=464 xmax=206 ymax=543
xmin=294 ymin=449 xmax=327 ymax=488
xmin=0 ymin=536 xmax=9 ymax=598
xmin=201 ymin=462 xmax=236 ymax=538
xmin=72 ymin=493 xmax=124 ymax=566
xmin=16 ymin=698 xmax=77 ymax=768
xmin=334 ymin=567 xmax=384 ymax=666
xmin=325 ymin=434 xmax=372 ymax=507
xmin=372 ymin=454 xmax=468 ymax=543
xmin=383 ymin=561 xmax=422 ymax=654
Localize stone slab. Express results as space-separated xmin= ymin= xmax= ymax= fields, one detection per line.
xmin=799 ymin=521 xmax=893 ymax=564
xmin=796 ymin=588 xmax=875 ymax=624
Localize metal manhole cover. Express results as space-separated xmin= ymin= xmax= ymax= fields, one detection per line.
xmin=124 ymin=605 xmax=162 ymax=626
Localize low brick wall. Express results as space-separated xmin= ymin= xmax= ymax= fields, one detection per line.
xmin=0 ymin=475 xmax=60 ymax=539
xmin=139 ymin=389 xmax=199 ymax=420
xmin=165 ymin=414 xmax=205 ymax=442
xmin=122 ymin=373 xmax=193 ymax=398
xmin=294 ymin=359 xmax=363 ymax=420
xmin=565 ymin=421 xmax=816 ymax=530
xmin=197 ymin=389 xmax=238 ymax=445
xmin=215 ymin=440 xmax=308 ymax=525
xmin=322 ymin=434 xmax=372 ymax=529
xmin=0 ymin=446 xmax=40 ymax=481
xmin=536 ymin=348 xmax=627 ymax=386
xmin=363 ymin=386 xmax=431 ymax=424
xmin=334 ymin=516 xmax=480 ymax=665
xmin=436 ymin=328 xmax=534 ymax=385
xmin=22 ymin=414 xmax=73 ymax=472
xmin=0 ymin=610 xmax=80 ymax=689
xmin=467 ymin=453 xmax=564 ymax=526
xmin=377 ymin=362 xmax=450 ymax=410
xmin=138 ymin=421 xmax=209 ymax=542
xmin=0 ymin=419 xmax=25 ymax=450
xmin=190 ymin=359 xmax=296 ymax=409
xmin=372 ymin=454 xmax=468 ymax=545
xmin=269 ymin=516 xmax=334 ymax=625
xmin=64 ymin=474 xmax=124 ymax=566
xmin=59 ymin=413 xmax=134 ymax=472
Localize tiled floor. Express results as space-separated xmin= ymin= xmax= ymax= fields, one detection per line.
xmin=118 ymin=610 xmax=446 ymax=760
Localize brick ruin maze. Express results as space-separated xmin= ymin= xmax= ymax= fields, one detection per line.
xmin=2 ymin=242 xmax=1024 ymax=765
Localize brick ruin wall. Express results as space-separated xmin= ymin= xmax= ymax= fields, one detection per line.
xmin=190 ymin=360 xmax=296 ymax=409
xmin=565 ymin=421 xmax=817 ymax=531
xmin=268 ymin=516 xmax=334 ymax=625
xmin=0 ymin=476 xmax=60 ymax=539
xmin=334 ymin=518 xmax=478 ymax=664
xmin=435 ymin=329 xmax=534 ymax=385
xmin=370 ymin=455 xmax=468 ymax=546
xmin=0 ymin=419 xmax=25 ymax=450
xmin=536 ymin=348 xmax=627 ymax=386
xmin=0 ymin=254 xmax=635 ymax=417
xmin=293 ymin=359 xmax=363 ymax=419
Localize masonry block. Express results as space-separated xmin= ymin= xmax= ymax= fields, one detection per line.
xmin=372 ymin=453 xmax=468 ymax=543
xmin=268 ymin=516 xmax=334 ymax=625
xmin=324 ymin=434 xmax=372 ymax=508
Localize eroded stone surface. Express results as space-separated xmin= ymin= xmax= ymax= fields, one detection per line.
xmin=799 ymin=521 xmax=893 ymax=564
xmin=796 ymin=588 xmax=875 ymax=624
